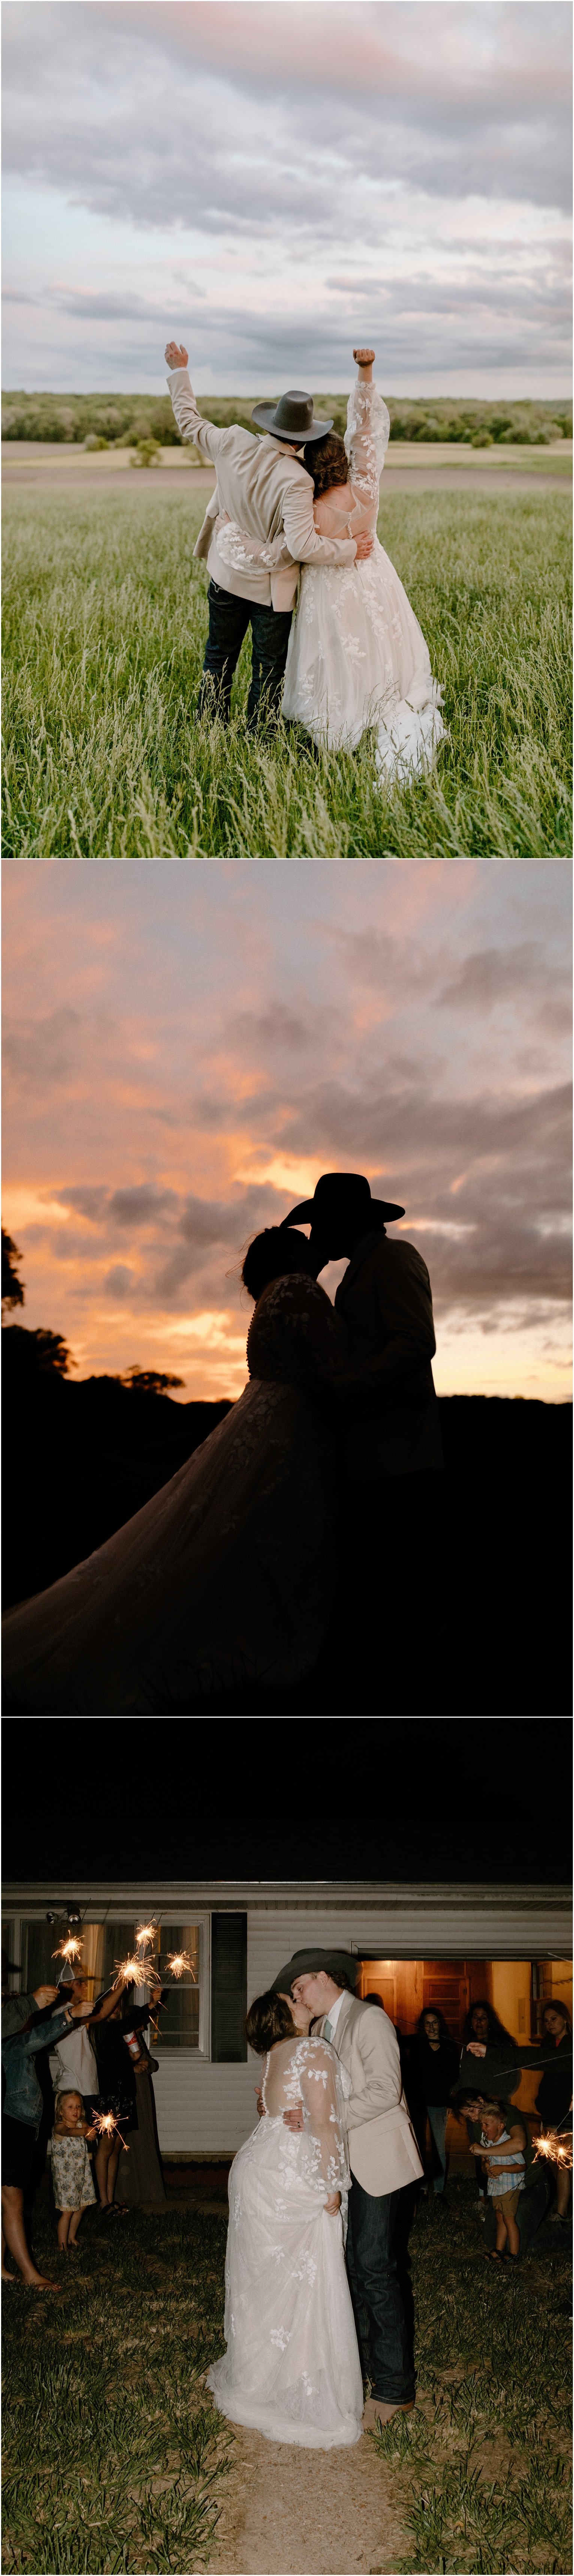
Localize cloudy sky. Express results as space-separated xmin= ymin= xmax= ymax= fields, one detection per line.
xmin=2 ymin=1 xmax=571 ymax=396
xmin=2 ymin=858 xmax=571 ymax=1407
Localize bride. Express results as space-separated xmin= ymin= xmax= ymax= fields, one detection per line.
xmin=224 ymin=348 xmax=444 ymax=780
xmin=208 ymin=1984 xmax=363 ymax=2448
xmin=1 ymin=1228 xmax=348 ymax=1715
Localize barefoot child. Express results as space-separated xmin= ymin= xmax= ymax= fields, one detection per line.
xmin=52 ymin=2089 xmax=97 ymax=2252
xmin=471 ymin=2098 xmax=526 ymax=2260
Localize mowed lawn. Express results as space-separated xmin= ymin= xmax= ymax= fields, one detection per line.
xmin=2 ymin=480 xmax=571 ymax=856
xmin=1 ymin=2185 xmax=571 ymax=2575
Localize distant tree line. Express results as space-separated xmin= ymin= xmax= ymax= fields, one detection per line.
xmin=1 ymin=390 xmax=572 ymax=446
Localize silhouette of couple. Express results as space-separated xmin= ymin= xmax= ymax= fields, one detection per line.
xmin=2 ymin=1174 xmax=442 ymax=1715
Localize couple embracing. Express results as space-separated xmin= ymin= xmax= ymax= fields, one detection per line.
xmin=208 ymin=1950 xmax=423 ymax=2449
xmin=165 ymin=340 xmax=445 ymax=780
xmin=2 ymin=1172 xmax=442 ymax=1714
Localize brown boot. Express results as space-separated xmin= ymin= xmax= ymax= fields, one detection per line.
xmin=363 ymin=2397 xmax=415 ymax=2429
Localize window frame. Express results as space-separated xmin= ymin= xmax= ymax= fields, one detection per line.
xmin=2 ymin=1912 xmax=211 ymax=2059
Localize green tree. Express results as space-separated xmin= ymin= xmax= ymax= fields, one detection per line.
xmin=1 ymin=1227 xmax=25 ymax=1310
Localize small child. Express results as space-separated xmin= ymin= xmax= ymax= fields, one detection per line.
xmin=471 ymin=2097 xmax=526 ymax=2261
xmin=51 ymin=2087 xmax=97 ymax=2252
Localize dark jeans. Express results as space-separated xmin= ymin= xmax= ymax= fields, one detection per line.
xmin=346 ymin=2175 xmax=415 ymax=2404
xmin=198 ymin=580 xmax=292 ymax=728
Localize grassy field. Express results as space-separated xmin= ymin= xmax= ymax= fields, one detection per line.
xmin=1 ymin=2185 xmax=571 ymax=2574
xmin=2 ymin=480 xmax=571 ymax=855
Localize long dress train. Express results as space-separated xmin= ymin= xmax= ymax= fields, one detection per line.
xmin=208 ymin=2035 xmax=363 ymax=2449
xmin=1 ymin=1275 xmax=347 ymax=1715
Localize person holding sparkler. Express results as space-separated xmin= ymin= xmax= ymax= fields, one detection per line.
xmin=51 ymin=2088 xmax=97 ymax=2253
xmin=91 ymin=1983 xmax=169 ymax=2212
xmin=535 ymin=2004 xmax=573 ymax=2225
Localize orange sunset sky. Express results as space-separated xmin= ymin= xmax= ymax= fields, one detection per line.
xmin=2 ymin=858 xmax=571 ymax=1406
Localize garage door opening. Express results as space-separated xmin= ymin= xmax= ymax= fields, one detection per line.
xmin=355 ymin=1954 xmax=573 ymax=2149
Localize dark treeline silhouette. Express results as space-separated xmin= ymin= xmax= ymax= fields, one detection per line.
xmin=2 ymin=1317 xmax=571 ymax=1715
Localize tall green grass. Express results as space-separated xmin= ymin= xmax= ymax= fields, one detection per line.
xmin=2 ymin=483 xmax=571 ymax=855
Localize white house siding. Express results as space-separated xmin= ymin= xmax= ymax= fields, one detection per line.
xmin=3 ymin=1882 xmax=571 ymax=2158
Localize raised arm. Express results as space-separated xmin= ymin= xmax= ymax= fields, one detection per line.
xmin=164 ymin=344 xmax=225 ymax=467
xmin=344 ymin=348 xmax=390 ymax=512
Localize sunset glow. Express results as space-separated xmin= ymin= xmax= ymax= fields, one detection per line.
xmin=2 ymin=860 xmax=571 ymax=1407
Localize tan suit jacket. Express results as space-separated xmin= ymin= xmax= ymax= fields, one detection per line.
xmin=167 ymin=368 xmax=357 ymax=610
xmin=334 ymin=1231 xmax=443 ymax=1481
xmin=316 ymin=1994 xmax=423 ymax=2197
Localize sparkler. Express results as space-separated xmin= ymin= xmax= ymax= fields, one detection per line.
xmin=165 ymin=1950 xmax=196 ymax=1980
xmin=113 ymin=1953 xmax=161 ymax=1990
xmin=93 ymin=2111 xmax=130 ymax=2151
xmin=135 ymin=1923 xmax=157 ymax=1952
xmin=534 ymin=2130 xmax=573 ymax=2169
xmin=52 ymin=1933 xmax=83 ymax=1967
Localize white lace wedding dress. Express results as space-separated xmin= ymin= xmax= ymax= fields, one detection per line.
xmin=208 ymin=2036 xmax=363 ymax=2449
xmin=1 ymin=1274 xmax=347 ymax=1714
xmin=283 ymin=383 xmax=445 ymax=777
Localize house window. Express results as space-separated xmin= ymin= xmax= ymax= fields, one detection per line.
xmin=13 ymin=1921 xmax=202 ymax=2051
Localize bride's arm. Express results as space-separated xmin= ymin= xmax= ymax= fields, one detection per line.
xmin=299 ymin=2042 xmax=350 ymax=2199
xmin=345 ymin=347 xmax=390 ymax=515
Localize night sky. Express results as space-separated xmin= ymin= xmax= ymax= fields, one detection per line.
xmin=3 ymin=1719 xmax=571 ymax=1886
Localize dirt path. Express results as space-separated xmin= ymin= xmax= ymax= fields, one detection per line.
xmin=2 ymin=459 xmax=570 ymax=499
xmin=204 ymin=2415 xmax=409 ymax=2576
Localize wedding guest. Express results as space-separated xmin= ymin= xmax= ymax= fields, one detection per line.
xmin=1 ymin=1982 xmax=90 ymax=2290
xmin=50 ymin=1974 xmax=100 ymax=2123
xmin=92 ymin=1990 xmax=168 ymax=2211
xmin=408 ymin=2010 xmax=459 ymax=2200
xmin=535 ymin=2004 xmax=573 ymax=2224
xmin=456 ymin=2001 xmax=520 ymax=2120
xmin=51 ymin=2088 xmax=97 ymax=2253
xmin=114 ymin=2027 xmax=166 ymax=2212
xmin=455 ymin=2090 xmax=550 ymax=2256
xmin=471 ymin=2099 xmax=526 ymax=2263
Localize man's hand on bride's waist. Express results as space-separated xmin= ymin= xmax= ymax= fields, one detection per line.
xmin=354 ymin=533 xmax=374 ymax=560
xmin=283 ymin=2105 xmax=305 ymax=2133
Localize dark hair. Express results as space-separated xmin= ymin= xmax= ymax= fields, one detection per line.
xmin=245 ymin=1989 xmax=296 ymax=2054
xmin=542 ymin=2000 xmax=572 ymax=2035
xmin=302 ymin=431 xmax=349 ymax=498
xmin=417 ymin=2006 xmax=453 ymax=2046
xmin=241 ymin=1226 xmax=310 ymax=1303
xmin=455 ymin=2091 xmax=508 ymax=2118
xmin=462 ymin=2001 xmax=515 ymax=2048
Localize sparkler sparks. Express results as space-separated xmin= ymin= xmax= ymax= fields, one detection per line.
xmin=52 ymin=1933 xmax=83 ymax=1966
xmin=534 ymin=2130 xmax=573 ymax=2168
xmin=165 ymin=1950 xmax=196 ymax=1980
xmin=135 ymin=1923 xmax=157 ymax=1952
xmin=113 ymin=1953 xmax=161 ymax=1990
xmin=93 ymin=2111 xmax=130 ymax=2151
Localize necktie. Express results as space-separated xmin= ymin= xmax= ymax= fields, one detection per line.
xmin=324 ymin=2017 xmax=333 ymax=2042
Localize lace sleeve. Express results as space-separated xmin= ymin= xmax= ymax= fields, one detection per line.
xmin=344 ymin=381 xmax=390 ymax=510
xmin=294 ymin=2040 xmax=351 ymax=2196
xmin=247 ymin=1274 xmax=349 ymax=1385
xmin=214 ymin=517 xmax=293 ymax=574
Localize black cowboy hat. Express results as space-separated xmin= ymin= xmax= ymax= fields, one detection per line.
xmin=271 ymin=1948 xmax=359 ymax=1994
xmin=281 ymin=1172 xmax=405 ymax=1228
xmin=251 ymin=391 xmax=334 ymax=443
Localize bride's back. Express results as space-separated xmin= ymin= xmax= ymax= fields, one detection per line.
xmin=313 ymin=485 xmax=374 ymax=540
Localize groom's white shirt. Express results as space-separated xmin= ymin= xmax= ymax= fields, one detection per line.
xmin=167 ymin=367 xmax=357 ymax=610
xmin=316 ymin=1992 xmax=423 ymax=2198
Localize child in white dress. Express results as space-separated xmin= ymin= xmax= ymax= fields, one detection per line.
xmin=51 ymin=2088 xmax=97 ymax=2252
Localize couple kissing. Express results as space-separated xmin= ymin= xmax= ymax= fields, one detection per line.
xmin=208 ymin=1947 xmax=423 ymax=2448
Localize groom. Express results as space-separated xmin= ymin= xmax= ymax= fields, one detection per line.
xmin=164 ymin=341 xmax=373 ymax=726
xmin=272 ymin=1948 xmax=423 ymax=2424
xmin=281 ymin=1172 xmax=443 ymax=1699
